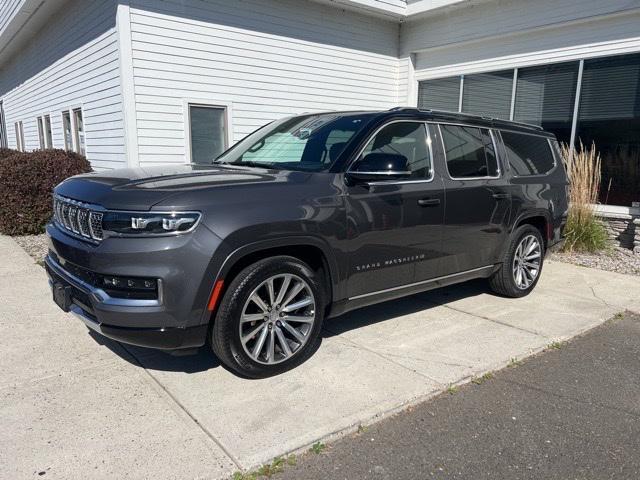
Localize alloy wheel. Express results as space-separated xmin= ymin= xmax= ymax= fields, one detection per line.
xmin=512 ymin=234 xmax=542 ymax=290
xmin=239 ymin=273 xmax=316 ymax=365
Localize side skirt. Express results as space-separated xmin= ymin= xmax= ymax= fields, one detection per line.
xmin=327 ymin=265 xmax=497 ymax=318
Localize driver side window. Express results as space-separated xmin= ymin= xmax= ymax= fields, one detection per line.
xmin=358 ymin=122 xmax=432 ymax=179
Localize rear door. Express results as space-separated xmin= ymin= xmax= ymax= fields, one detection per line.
xmin=431 ymin=123 xmax=512 ymax=275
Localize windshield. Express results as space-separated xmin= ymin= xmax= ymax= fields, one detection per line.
xmin=214 ymin=113 xmax=371 ymax=171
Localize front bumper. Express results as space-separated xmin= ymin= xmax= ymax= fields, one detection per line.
xmin=45 ymin=221 xmax=226 ymax=350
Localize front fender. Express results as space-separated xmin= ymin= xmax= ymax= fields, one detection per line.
xmin=197 ymin=233 xmax=345 ymax=326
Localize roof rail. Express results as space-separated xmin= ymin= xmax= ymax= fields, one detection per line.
xmin=388 ymin=106 xmax=422 ymax=112
xmin=417 ymin=108 xmax=544 ymax=131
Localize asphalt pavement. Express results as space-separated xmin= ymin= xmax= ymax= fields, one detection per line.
xmin=279 ymin=312 xmax=640 ymax=480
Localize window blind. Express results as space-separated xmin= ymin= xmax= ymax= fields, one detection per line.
xmin=417 ymin=76 xmax=460 ymax=112
xmin=461 ymin=70 xmax=513 ymax=119
xmin=579 ymin=53 xmax=640 ymax=121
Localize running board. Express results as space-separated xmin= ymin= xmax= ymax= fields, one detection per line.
xmin=348 ymin=265 xmax=496 ymax=301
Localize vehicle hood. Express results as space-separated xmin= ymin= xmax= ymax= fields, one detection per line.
xmin=54 ymin=164 xmax=311 ymax=210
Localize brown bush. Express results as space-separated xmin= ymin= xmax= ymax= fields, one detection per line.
xmin=0 ymin=148 xmax=22 ymax=161
xmin=0 ymin=149 xmax=91 ymax=235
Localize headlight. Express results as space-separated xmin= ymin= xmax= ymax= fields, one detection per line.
xmin=102 ymin=211 xmax=201 ymax=236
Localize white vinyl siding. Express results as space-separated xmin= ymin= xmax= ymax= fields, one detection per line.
xmin=0 ymin=0 xmax=24 ymax=36
xmin=406 ymin=0 xmax=640 ymax=77
xmin=0 ymin=0 xmax=124 ymax=169
xmin=127 ymin=0 xmax=401 ymax=166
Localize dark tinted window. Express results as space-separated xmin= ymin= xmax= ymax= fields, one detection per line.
xmin=440 ymin=125 xmax=499 ymax=178
xmin=358 ymin=122 xmax=432 ymax=179
xmin=501 ymin=131 xmax=555 ymax=176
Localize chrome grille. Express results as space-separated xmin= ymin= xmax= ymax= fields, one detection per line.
xmin=53 ymin=195 xmax=103 ymax=241
xmin=89 ymin=212 xmax=104 ymax=240
xmin=77 ymin=209 xmax=90 ymax=237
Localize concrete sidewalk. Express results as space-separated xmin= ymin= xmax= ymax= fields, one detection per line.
xmin=1 ymin=234 xmax=639 ymax=479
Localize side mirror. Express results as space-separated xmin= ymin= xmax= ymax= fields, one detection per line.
xmin=347 ymin=153 xmax=412 ymax=183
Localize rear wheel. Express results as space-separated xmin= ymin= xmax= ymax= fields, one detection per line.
xmin=489 ymin=225 xmax=544 ymax=298
xmin=211 ymin=256 xmax=325 ymax=378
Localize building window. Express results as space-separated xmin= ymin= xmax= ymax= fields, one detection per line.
xmin=417 ymin=76 xmax=460 ymax=112
xmin=462 ymin=70 xmax=513 ymax=120
xmin=38 ymin=115 xmax=53 ymax=149
xmin=72 ymin=108 xmax=85 ymax=156
xmin=576 ymin=53 xmax=640 ymax=206
xmin=37 ymin=117 xmax=45 ymax=149
xmin=63 ymin=111 xmax=72 ymax=151
xmin=514 ymin=62 xmax=579 ymax=145
xmin=188 ymin=104 xmax=227 ymax=164
xmin=14 ymin=121 xmax=24 ymax=151
xmin=417 ymin=51 xmax=640 ymax=205
xmin=0 ymin=102 xmax=7 ymax=149
xmin=44 ymin=115 xmax=52 ymax=148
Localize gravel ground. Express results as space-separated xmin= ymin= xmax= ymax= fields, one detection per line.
xmin=550 ymin=246 xmax=640 ymax=277
xmin=13 ymin=233 xmax=48 ymax=264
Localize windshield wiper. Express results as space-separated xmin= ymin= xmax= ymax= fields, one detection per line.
xmin=229 ymin=161 xmax=275 ymax=169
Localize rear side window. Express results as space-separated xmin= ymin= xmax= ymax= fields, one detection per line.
xmin=440 ymin=125 xmax=499 ymax=178
xmin=501 ymin=131 xmax=555 ymax=176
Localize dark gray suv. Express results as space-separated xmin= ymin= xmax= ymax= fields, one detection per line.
xmin=46 ymin=108 xmax=568 ymax=377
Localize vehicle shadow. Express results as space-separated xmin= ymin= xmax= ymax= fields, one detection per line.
xmin=88 ymin=330 xmax=222 ymax=373
xmin=324 ymin=279 xmax=489 ymax=336
xmin=89 ymin=279 xmax=490 ymax=374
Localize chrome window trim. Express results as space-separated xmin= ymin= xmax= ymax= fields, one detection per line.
xmin=45 ymin=254 xmax=164 ymax=307
xmin=437 ymin=123 xmax=502 ymax=181
xmin=346 ymin=119 xmax=435 ymax=186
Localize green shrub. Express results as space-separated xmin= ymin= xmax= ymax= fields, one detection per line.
xmin=0 ymin=149 xmax=91 ymax=235
xmin=561 ymin=142 xmax=609 ymax=253
xmin=563 ymin=210 xmax=609 ymax=253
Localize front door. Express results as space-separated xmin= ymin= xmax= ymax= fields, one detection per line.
xmin=431 ymin=123 xmax=512 ymax=276
xmin=344 ymin=121 xmax=445 ymax=299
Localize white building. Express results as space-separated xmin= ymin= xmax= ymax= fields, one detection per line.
xmin=0 ymin=0 xmax=638 ymax=206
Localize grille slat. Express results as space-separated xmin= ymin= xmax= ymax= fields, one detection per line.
xmin=89 ymin=212 xmax=104 ymax=240
xmin=53 ymin=195 xmax=103 ymax=242
xmin=77 ymin=209 xmax=90 ymax=237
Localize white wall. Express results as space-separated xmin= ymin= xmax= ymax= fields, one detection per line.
xmin=402 ymin=0 xmax=640 ymax=79
xmin=0 ymin=0 xmax=24 ymax=35
xmin=0 ymin=0 xmax=126 ymax=169
xmin=126 ymin=0 xmax=402 ymax=166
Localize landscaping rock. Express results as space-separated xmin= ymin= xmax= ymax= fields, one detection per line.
xmin=550 ymin=246 xmax=640 ymax=276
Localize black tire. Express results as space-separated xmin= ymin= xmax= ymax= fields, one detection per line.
xmin=489 ymin=224 xmax=545 ymax=298
xmin=211 ymin=256 xmax=325 ymax=378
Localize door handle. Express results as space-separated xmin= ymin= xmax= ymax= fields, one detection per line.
xmin=418 ymin=198 xmax=441 ymax=207
xmin=492 ymin=193 xmax=511 ymax=200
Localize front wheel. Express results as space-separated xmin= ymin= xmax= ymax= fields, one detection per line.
xmin=211 ymin=256 xmax=325 ymax=378
xmin=489 ymin=225 xmax=545 ymax=298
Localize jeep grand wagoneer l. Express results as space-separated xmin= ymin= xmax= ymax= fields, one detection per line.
xmin=46 ymin=108 xmax=568 ymax=377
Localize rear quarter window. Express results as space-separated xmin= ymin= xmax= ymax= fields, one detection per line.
xmin=501 ymin=131 xmax=555 ymax=176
